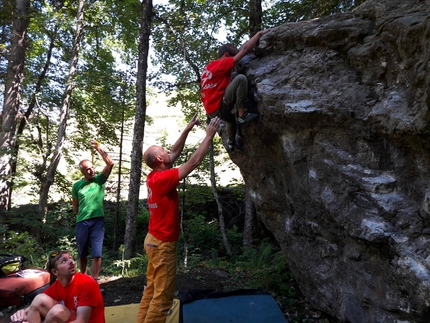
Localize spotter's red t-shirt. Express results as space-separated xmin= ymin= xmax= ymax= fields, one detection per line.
xmin=146 ymin=168 xmax=180 ymax=241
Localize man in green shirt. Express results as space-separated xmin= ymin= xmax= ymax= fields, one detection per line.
xmin=72 ymin=140 xmax=114 ymax=284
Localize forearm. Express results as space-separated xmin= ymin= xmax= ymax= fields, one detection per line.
xmin=242 ymin=30 xmax=269 ymax=54
xmin=170 ymin=127 xmax=192 ymax=162
xmin=93 ymin=145 xmax=114 ymax=178
xmin=188 ymin=136 xmax=212 ymax=166
xmin=178 ymin=135 xmax=213 ymax=180
xmin=95 ymin=146 xmax=114 ymax=167
xmin=72 ymin=198 xmax=79 ymax=215
xmin=177 ymin=116 xmax=219 ymax=180
xmin=170 ymin=113 xmax=201 ymax=163
xmin=71 ymin=305 xmax=91 ymax=323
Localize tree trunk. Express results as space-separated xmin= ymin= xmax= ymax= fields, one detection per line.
xmin=243 ymin=186 xmax=255 ymax=248
xmin=113 ymin=83 xmax=126 ymax=251
xmin=180 ymin=177 xmax=189 ymax=267
xmin=11 ymin=30 xmax=56 ymax=192
xmin=209 ymin=142 xmax=231 ymax=256
xmin=124 ymin=0 xmax=152 ymax=259
xmin=0 ymin=0 xmax=31 ymax=213
xmin=38 ymin=0 xmax=85 ymax=216
xmin=249 ymin=0 xmax=262 ymax=37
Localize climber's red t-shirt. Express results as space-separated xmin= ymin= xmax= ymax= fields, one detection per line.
xmin=146 ymin=168 xmax=180 ymax=241
xmin=201 ymin=57 xmax=235 ymax=114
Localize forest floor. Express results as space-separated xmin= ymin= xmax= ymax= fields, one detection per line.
xmin=0 ymin=266 xmax=335 ymax=323
xmin=101 ymin=266 xmax=335 ymax=323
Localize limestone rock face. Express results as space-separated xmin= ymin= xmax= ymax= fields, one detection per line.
xmin=230 ymin=0 xmax=430 ymax=322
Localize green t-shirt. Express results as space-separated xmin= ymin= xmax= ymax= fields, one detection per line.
xmin=72 ymin=173 xmax=107 ymax=223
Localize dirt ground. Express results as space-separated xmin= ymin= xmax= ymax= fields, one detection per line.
xmin=101 ymin=268 xmax=230 ymax=306
xmin=0 ymin=267 xmax=333 ymax=323
xmin=101 ymin=267 xmax=334 ymax=323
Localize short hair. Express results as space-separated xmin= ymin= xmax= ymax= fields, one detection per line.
xmin=79 ymin=159 xmax=91 ymax=170
xmin=143 ymin=146 xmax=161 ymax=169
xmin=217 ymin=43 xmax=239 ymax=58
xmin=46 ymin=250 xmax=70 ymax=284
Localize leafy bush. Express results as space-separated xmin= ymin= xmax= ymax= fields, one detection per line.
xmin=54 ymin=236 xmax=78 ymax=259
xmin=103 ymin=248 xmax=148 ymax=277
xmin=1 ymin=230 xmax=45 ymax=268
xmin=2 ymin=231 xmax=40 ymax=257
xmin=4 ymin=203 xmax=75 ymax=247
xmin=226 ymin=225 xmax=243 ymax=256
xmin=103 ymin=201 xmax=149 ymax=255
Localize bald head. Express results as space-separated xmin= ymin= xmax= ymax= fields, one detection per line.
xmin=78 ymin=159 xmax=96 ymax=180
xmin=143 ymin=145 xmax=162 ymax=169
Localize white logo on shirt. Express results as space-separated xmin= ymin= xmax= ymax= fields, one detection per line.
xmin=201 ymin=69 xmax=212 ymax=87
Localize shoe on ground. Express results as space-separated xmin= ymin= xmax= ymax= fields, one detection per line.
xmin=237 ymin=110 xmax=259 ymax=124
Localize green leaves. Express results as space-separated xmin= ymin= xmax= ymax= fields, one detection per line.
xmin=264 ymin=0 xmax=367 ymax=26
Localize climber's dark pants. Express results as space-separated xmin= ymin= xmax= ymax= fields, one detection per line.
xmin=208 ymin=74 xmax=248 ymax=144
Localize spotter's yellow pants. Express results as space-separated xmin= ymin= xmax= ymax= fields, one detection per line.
xmin=137 ymin=233 xmax=177 ymax=323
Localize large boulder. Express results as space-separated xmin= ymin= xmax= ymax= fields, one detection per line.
xmin=229 ymin=0 xmax=430 ymax=322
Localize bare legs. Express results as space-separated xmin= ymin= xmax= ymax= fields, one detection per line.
xmin=91 ymin=257 xmax=102 ymax=279
xmin=79 ymin=256 xmax=102 ymax=279
xmin=11 ymin=294 xmax=72 ymax=323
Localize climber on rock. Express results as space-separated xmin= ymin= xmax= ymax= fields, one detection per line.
xmin=200 ymin=29 xmax=271 ymax=152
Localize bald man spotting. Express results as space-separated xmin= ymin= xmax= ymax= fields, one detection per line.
xmin=137 ymin=115 xmax=221 ymax=323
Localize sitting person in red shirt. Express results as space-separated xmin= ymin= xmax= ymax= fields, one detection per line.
xmin=10 ymin=250 xmax=105 ymax=323
xmin=201 ymin=29 xmax=271 ymax=151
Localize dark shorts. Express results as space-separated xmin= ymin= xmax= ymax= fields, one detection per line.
xmin=76 ymin=217 xmax=105 ymax=258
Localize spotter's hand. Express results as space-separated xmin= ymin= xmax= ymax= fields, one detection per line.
xmin=90 ymin=140 xmax=100 ymax=149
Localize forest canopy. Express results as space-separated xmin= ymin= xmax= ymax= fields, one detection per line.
xmin=0 ymin=0 xmax=365 ymax=262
